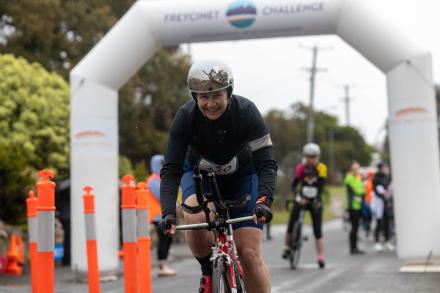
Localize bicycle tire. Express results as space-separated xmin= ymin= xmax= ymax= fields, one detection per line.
xmin=213 ymin=256 xmax=232 ymax=293
xmin=289 ymin=222 xmax=302 ymax=269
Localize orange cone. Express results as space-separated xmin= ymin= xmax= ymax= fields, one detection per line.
xmin=16 ymin=235 xmax=24 ymax=266
xmin=6 ymin=234 xmax=23 ymax=275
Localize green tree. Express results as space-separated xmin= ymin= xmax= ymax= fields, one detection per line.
xmin=0 ymin=143 xmax=34 ymax=224
xmin=0 ymin=0 xmax=129 ymax=78
xmin=265 ymin=109 xmax=303 ymax=163
xmin=118 ymin=49 xmax=192 ymax=165
xmin=1 ymin=1 xmax=192 ymax=167
xmin=133 ymin=161 xmax=148 ymax=182
xmin=332 ymin=126 xmax=372 ymax=172
xmin=0 ymin=53 xmax=69 ymax=223
xmin=119 ymin=155 xmax=133 ymax=178
xmin=265 ymin=102 xmax=373 ymax=183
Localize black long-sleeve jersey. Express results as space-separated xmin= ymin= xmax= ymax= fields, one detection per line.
xmin=160 ymin=95 xmax=278 ymax=217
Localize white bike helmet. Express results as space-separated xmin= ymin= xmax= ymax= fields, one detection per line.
xmin=303 ymin=143 xmax=321 ymax=157
xmin=187 ymin=59 xmax=234 ymax=99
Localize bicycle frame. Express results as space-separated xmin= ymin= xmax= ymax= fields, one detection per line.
xmin=177 ymin=217 xmax=250 ymax=291
xmin=286 ymin=197 xmax=311 ymax=269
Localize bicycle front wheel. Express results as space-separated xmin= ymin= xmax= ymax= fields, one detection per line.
xmin=213 ymin=256 xmax=232 ymax=293
xmin=290 ymin=222 xmax=303 ymax=270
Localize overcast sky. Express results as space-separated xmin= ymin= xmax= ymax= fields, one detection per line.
xmin=181 ymin=0 xmax=440 ymax=147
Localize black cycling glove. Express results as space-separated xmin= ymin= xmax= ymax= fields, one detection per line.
xmin=254 ymin=196 xmax=273 ymax=223
xmin=157 ymin=214 xmax=177 ymax=236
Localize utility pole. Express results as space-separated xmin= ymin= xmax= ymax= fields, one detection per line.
xmin=301 ymin=44 xmax=331 ymax=143
xmin=340 ymin=84 xmax=354 ymax=126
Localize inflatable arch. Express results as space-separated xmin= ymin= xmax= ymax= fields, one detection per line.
xmin=70 ymin=0 xmax=440 ymax=273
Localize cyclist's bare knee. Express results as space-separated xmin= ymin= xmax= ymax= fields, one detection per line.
xmin=239 ymin=246 xmax=262 ymax=268
xmin=234 ymin=228 xmax=263 ymax=268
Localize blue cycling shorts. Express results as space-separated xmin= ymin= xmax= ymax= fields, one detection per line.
xmin=180 ymin=162 xmax=262 ymax=230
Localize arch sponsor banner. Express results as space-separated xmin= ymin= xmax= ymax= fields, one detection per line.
xmin=157 ymin=0 xmax=333 ymax=45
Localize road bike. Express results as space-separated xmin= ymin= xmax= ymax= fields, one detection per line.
xmin=177 ymin=167 xmax=253 ymax=293
xmin=285 ymin=198 xmax=309 ymax=270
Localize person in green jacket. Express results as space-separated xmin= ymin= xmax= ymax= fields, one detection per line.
xmin=344 ymin=161 xmax=366 ymax=255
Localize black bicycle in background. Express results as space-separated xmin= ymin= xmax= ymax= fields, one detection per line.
xmin=177 ymin=167 xmax=253 ymax=293
xmin=285 ymin=198 xmax=308 ymax=270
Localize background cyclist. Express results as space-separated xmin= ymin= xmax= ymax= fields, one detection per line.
xmin=157 ymin=60 xmax=277 ymax=293
xmin=283 ymin=143 xmax=327 ymax=269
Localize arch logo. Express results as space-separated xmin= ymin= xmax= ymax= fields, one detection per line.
xmin=226 ymin=0 xmax=257 ymax=28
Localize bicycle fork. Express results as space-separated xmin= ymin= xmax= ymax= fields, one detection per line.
xmin=212 ymin=229 xmax=242 ymax=291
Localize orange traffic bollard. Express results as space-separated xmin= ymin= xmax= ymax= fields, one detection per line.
xmin=26 ymin=190 xmax=38 ymax=292
xmin=83 ymin=186 xmax=101 ymax=293
xmin=121 ymin=175 xmax=138 ymax=293
xmin=5 ymin=234 xmax=23 ymax=275
xmin=136 ymin=182 xmax=152 ymax=293
xmin=16 ymin=235 xmax=24 ymax=268
xmin=36 ymin=169 xmax=56 ymax=293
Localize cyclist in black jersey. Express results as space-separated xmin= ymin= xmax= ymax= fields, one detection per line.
xmin=157 ymin=60 xmax=277 ymax=293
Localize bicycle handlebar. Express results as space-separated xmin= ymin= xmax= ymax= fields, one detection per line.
xmin=176 ymin=216 xmax=254 ymax=231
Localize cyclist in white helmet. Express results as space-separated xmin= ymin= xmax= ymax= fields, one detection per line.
xmin=283 ymin=143 xmax=327 ymax=268
xmin=158 ymin=60 xmax=277 ymax=293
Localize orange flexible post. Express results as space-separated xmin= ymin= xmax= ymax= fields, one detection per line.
xmin=121 ymin=175 xmax=138 ymax=293
xmin=36 ymin=169 xmax=56 ymax=293
xmin=27 ymin=190 xmax=38 ymax=292
xmin=136 ymin=182 xmax=152 ymax=293
xmin=83 ymin=186 xmax=101 ymax=293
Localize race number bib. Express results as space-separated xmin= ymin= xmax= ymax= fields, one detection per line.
xmin=302 ymin=186 xmax=318 ymax=198
xmin=198 ymin=157 xmax=238 ymax=175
